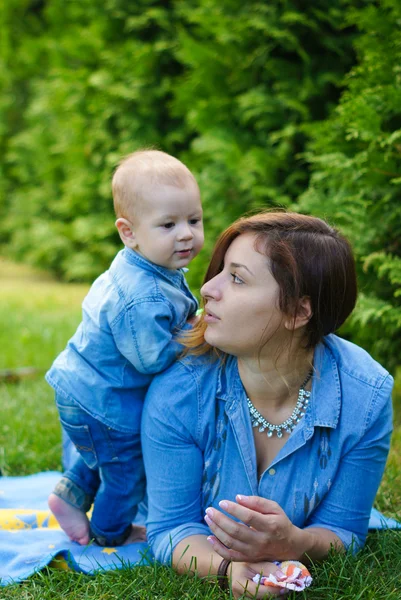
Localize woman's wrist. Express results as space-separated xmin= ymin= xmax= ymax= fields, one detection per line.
xmin=289 ymin=525 xmax=313 ymax=561
xmin=216 ymin=558 xmax=232 ymax=590
xmin=291 ymin=525 xmax=344 ymax=563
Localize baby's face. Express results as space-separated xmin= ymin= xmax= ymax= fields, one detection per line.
xmin=128 ymin=181 xmax=204 ymax=269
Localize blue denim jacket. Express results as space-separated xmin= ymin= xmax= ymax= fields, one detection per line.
xmin=142 ymin=335 xmax=393 ymax=562
xmin=46 ymin=247 xmax=198 ymax=433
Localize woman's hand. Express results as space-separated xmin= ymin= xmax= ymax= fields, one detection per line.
xmin=205 ymin=495 xmax=304 ymax=563
xmin=229 ymin=561 xmax=288 ymax=599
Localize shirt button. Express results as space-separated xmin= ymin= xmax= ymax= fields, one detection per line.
xmin=268 ymin=468 xmax=276 ymax=476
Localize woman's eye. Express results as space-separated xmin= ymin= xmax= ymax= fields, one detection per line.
xmin=163 ymin=222 xmax=175 ymax=229
xmin=230 ymin=272 xmax=244 ymax=285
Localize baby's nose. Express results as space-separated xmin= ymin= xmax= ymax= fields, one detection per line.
xmin=177 ymin=223 xmax=194 ymax=240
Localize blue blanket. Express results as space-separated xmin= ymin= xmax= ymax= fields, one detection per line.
xmin=0 ymin=472 xmax=399 ymax=586
xmin=0 ymin=472 xmax=151 ymax=586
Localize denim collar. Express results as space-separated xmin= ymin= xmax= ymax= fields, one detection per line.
xmin=215 ymin=338 xmax=341 ymax=431
xmin=122 ymin=247 xmax=185 ymax=285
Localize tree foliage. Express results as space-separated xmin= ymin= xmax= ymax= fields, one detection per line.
xmin=1 ymin=0 xmax=400 ymax=370
xmin=1 ymin=0 xmax=356 ymax=287
xmin=1 ymin=0 xmax=183 ymax=280
xmin=298 ymin=0 xmax=401 ymax=369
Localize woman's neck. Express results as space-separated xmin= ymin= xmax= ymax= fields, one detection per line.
xmin=237 ymin=349 xmax=314 ymax=410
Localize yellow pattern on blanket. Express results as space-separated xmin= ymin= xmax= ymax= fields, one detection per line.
xmin=0 ymin=508 xmax=71 ymax=571
xmin=0 ymin=509 xmax=60 ymax=530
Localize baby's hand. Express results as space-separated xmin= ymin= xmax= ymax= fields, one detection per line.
xmin=123 ymin=525 xmax=147 ymax=545
xmin=187 ymin=314 xmax=201 ymax=326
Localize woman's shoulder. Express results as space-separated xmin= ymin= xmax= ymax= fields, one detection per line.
xmin=321 ymin=335 xmax=393 ymax=443
xmin=324 ymin=334 xmax=391 ymax=388
xmin=165 ymin=351 xmax=221 ymax=376
xmin=143 ymin=353 xmax=224 ymax=443
xmin=146 ymin=352 xmax=222 ymax=406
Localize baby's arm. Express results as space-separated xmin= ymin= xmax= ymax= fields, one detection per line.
xmin=111 ymin=299 xmax=184 ymax=374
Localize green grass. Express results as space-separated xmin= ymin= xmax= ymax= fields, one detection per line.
xmin=1 ymin=258 xmax=400 ymax=599
xmin=0 ymin=257 xmax=88 ymax=474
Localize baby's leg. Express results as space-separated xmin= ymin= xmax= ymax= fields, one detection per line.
xmin=50 ymin=395 xmax=101 ymax=544
xmin=48 ymin=492 xmax=90 ymax=545
xmin=90 ymin=429 xmax=146 ymax=546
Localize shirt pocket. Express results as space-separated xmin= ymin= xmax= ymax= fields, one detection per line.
xmin=59 ymin=418 xmax=98 ymax=470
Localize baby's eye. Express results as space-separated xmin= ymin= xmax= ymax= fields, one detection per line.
xmin=189 ymin=218 xmax=201 ymax=225
xmin=163 ymin=222 xmax=175 ymax=229
xmin=230 ymin=272 xmax=244 ymax=285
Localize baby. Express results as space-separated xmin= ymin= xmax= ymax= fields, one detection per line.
xmin=46 ymin=150 xmax=204 ymax=546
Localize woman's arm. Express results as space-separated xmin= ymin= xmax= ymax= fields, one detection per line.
xmin=142 ymin=362 xmax=214 ymax=563
xmin=304 ymin=373 xmax=393 ymax=549
xmin=173 ymin=535 xmax=221 ymax=575
xmin=173 ymin=535 xmax=284 ymax=598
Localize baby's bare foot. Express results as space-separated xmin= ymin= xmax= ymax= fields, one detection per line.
xmin=123 ymin=524 xmax=147 ymax=545
xmin=48 ymin=493 xmax=90 ymax=545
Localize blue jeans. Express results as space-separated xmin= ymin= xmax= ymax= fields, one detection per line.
xmin=62 ymin=428 xmax=79 ymax=470
xmin=53 ymin=394 xmax=145 ymax=546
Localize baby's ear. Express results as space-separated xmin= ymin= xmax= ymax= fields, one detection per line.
xmin=115 ymin=218 xmax=137 ymax=249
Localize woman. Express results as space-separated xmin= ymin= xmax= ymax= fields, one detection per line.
xmin=142 ymin=211 xmax=393 ymax=597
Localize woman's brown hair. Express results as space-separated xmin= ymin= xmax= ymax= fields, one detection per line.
xmin=184 ymin=211 xmax=357 ymax=354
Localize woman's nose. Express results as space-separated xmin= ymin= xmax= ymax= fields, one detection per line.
xmin=201 ymin=274 xmax=222 ymax=300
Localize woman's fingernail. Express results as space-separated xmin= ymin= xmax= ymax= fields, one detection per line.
xmin=205 ymin=507 xmax=214 ymax=517
xmin=204 ymin=514 xmax=212 ymax=526
xmin=237 ymin=494 xmax=248 ymax=501
xmin=219 ymin=500 xmax=228 ymax=510
xmin=207 ymin=536 xmax=215 ymax=545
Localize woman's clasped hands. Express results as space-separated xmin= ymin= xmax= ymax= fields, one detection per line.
xmin=205 ymin=495 xmax=305 ymax=597
xmin=205 ymin=494 xmax=303 ymax=562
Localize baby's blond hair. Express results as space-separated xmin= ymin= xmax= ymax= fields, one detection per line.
xmin=112 ymin=150 xmax=198 ymax=220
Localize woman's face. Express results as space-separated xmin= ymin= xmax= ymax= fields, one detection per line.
xmin=201 ymin=232 xmax=287 ymax=358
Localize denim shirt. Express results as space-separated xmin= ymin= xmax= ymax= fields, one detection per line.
xmin=142 ymin=334 xmax=393 ymax=563
xmin=46 ymin=247 xmax=198 ymax=433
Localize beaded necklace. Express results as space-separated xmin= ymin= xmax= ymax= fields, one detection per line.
xmin=247 ymin=370 xmax=313 ymax=439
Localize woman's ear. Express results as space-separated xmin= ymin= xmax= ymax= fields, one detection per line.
xmin=285 ymin=296 xmax=312 ymax=331
xmin=115 ymin=218 xmax=137 ymax=249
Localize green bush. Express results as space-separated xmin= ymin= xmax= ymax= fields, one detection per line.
xmin=1 ymin=0 xmax=182 ymax=280
xmin=298 ymin=0 xmax=401 ymax=370
xmin=2 ymin=0 xmax=400 ymax=372
xmin=1 ymin=0 xmax=356 ymax=291
xmin=174 ymin=1 xmax=357 ymax=254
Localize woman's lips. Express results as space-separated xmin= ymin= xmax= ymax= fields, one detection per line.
xmin=204 ymin=309 xmax=220 ymax=323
